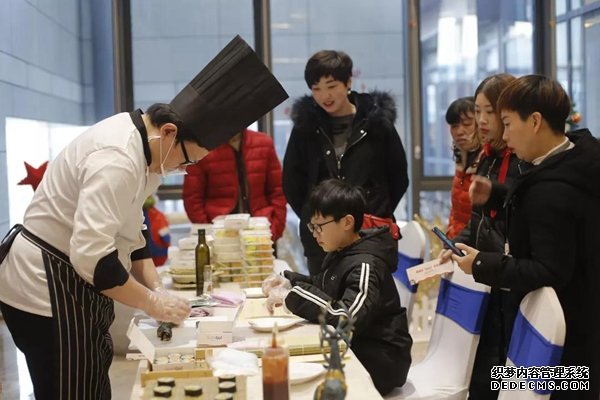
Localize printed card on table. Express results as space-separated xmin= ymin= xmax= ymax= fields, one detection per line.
xmin=406 ymin=259 xmax=455 ymax=285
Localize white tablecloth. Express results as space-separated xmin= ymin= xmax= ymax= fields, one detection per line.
xmin=127 ymin=279 xmax=383 ymax=399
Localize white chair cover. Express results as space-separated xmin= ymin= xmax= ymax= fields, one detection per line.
xmin=395 ymin=221 xmax=427 ymax=317
xmin=386 ymin=265 xmax=491 ymax=399
xmin=498 ymin=287 xmax=565 ymax=400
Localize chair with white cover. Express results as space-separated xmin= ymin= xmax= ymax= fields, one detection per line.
xmin=394 ymin=221 xmax=427 ymax=318
xmin=498 ymin=287 xmax=565 ymax=400
xmin=386 ymin=264 xmax=491 ymax=399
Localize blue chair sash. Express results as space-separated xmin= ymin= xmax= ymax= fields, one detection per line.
xmin=393 ymin=252 xmax=422 ymax=293
xmin=435 ymin=278 xmax=489 ymax=334
xmin=507 ymin=310 xmax=564 ymax=394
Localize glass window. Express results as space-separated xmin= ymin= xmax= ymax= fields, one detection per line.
xmin=131 ymin=0 xmax=254 ymax=109
xmin=555 ymin=0 xmax=600 ymax=137
xmin=556 ymin=22 xmax=569 ymax=93
xmin=583 ymin=11 xmax=600 ymax=135
xmin=131 ymin=0 xmax=254 ymax=111
xmin=556 ymin=0 xmax=568 ymax=16
xmin=421 ymin=0 xmax=534 ymax=178
xmin=130 ymin=0 xmax=255 ymax=187
xmin=5 ymin=118 xmax=87 ymax=225
xmin=571 ymin=17 xmax=585 ymax=130
xmin=419 ymin=191 xmax=451 ymax=227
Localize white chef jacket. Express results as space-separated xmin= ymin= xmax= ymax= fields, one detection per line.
xmin=0 ymin=112 xmax=161 ymax=316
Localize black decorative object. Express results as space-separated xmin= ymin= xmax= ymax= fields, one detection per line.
xmin=313 ymin=302 xmax=354 ymax=400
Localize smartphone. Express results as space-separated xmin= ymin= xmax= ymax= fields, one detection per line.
xmin=432 ymin=227 xmax=465 ymax=256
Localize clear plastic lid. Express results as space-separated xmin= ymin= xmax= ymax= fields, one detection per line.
xmin=243 ymin=252 xmax=275 ymax=260
xmin=213 ymin=242 xmax=241 ymax=252
xmin=214 ymin=251 xmax=243 ymax=262
xmin=240 ymin=231 xmax=273 ymax=244
xmin=190 ymin=223 xmax=213 ymax=235
xmin=224 ymin=213 xmax=251 ymax=230
xmin=249 ymin=216 xmax=270 ymax=228
xmin=242 ymin=243 xmax=273 ymax=252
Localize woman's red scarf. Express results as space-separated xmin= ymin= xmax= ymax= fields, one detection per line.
xmin=483 ymin=143 xmax=511 ymax=218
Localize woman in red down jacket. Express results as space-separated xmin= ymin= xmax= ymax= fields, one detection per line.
xmin=445 ymin=97 xmax=482 ymax=239
xmin=182 ymin=129 xmax=287 ymax=241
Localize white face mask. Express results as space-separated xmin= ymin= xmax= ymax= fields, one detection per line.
xmin=148 ymin=135 xmax=188 ymax=177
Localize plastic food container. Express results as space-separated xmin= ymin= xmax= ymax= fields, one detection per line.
xmin=214 ymin=251 xmax=243 ymax=262
xmin=213 ymin=229 xmax=240 ymax=239
xmin=240 ymin=231 xmax=273 ymax=245
xmin=244 ymin=258 xmax=274 ymax=267
xmin=242 ymin=243 xmax=273 ymax=252
xmin=224 ymin=214 xmax=251 ymax=230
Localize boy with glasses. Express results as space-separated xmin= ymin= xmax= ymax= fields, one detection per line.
xmin=265 ymin=179 xmax=412 ymax=395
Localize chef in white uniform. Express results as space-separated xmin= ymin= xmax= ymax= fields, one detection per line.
xmin=0 ymin=36 xmax=287 ymax=400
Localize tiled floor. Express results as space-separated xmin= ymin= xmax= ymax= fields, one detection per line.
xmin=0 ymin=318 xmax=139 ymax=400
xmin=0 ymin=317 xmax=428 ymax=399
xmin=1 ymin=317 xmax=35 ymax=400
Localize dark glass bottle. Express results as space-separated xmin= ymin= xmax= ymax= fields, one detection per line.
xmin=195 ymin=229 xmax=210 ymax=296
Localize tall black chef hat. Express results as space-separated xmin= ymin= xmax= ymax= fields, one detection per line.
xmin=169 ymin=35 xmax=288 ymax=150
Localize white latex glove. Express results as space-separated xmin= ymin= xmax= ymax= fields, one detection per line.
xmin=142 ymin=287 xmax=191 ymax=325
xmin=261 ymin=273 xmax=291 ymax=297
xmin=266 ymin=286 xmax=290 ymax=314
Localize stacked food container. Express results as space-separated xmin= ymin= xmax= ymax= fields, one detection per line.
xmin=167 ymin=215 xmax=276 ymax=289
xmin=167 ymin=224 xmax=213 ymax=289
xmin=211 ymin=216 xmax=245 ymax=285
xmin=240 ymin=217 xmax=275 ymax=287
xmin=167 ymin=236 xmax=198 ymax=289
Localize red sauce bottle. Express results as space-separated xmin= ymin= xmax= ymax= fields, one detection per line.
xmin=261 ymin=323 xmax=290 ymax=400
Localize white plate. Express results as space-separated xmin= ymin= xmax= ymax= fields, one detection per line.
xmin=289 ymin=362 xmax=326 ymax=385
xmin=243 ymin=287 xmax=266 ymax=298
xmin=247 ymin=317 xmax=303 ymax=332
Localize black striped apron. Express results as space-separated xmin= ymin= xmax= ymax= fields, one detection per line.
xmin=18 ymin=227 xmax=115 ymax=400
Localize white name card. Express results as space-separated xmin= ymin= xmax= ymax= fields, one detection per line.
xmin=406 ymin=259 xmax=455 ymax=285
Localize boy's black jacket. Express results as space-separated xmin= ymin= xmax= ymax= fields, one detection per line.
xmin=284 ymin=227 xmax=412 ymax=392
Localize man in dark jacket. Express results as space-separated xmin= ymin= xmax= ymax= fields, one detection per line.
xmin=266 ymin=179 xmax=412 ymax=395
xmin=451 ymin=75 xmax=600 ymax=399
xmin=282 ymin=50 xmax=409 ymax=275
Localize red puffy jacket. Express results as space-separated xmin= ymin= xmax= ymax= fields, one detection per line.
xmin=447 ymin=148 xmax=482 ymax=239
xmin=182 ymin=129 xmax=287 ymax=241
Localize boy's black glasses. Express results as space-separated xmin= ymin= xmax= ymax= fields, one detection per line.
xmin=307 ymin=219 xmax=335 ymax=234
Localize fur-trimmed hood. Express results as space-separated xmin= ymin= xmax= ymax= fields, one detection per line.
xmin=290 ymin=90 xmax=397 ymax=130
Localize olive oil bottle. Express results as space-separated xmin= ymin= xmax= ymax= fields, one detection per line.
xmin=195 ymin=229 xmax=210 ymax=296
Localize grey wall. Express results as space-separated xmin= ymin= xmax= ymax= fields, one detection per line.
xmin=0 ymin=0 xmax=113 ymax=234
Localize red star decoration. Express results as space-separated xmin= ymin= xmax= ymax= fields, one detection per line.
xmin=18 ymin=161 xmax=48 ymax=191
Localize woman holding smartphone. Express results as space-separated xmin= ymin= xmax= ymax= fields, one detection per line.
xmin=443 ymin=73 xmax=523 ymax=400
